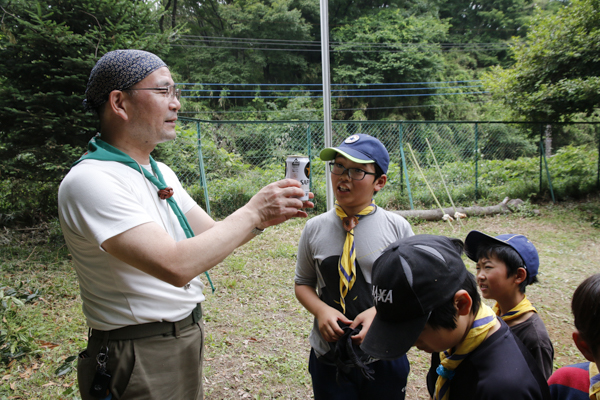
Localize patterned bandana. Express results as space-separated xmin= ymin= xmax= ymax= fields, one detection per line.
xmin=492 ymin=295 xmax=537 ymax=321
xmin=84 ymin=49 xmax=167 ymax=112
xmin=590 ymin=362 xmax=600 ymax=400
xmin=434 ymin=303 xmax=497 ymax=400
xmin=335 ymin=200 xmax=376 ymax=314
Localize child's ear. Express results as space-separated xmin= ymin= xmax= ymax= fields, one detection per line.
xmin=373 ymin=174 xmax=387 ymax=192
xmin=514 ymin=267 xmax=527 ymax=285
xmin=573 ymin=330 xmax=596 ymax=362
xmin=454 ymin=290 xmax=472 ymax=316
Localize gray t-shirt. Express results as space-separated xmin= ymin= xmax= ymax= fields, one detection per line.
xmin=295 ymin=207 xmax=414 ymax=356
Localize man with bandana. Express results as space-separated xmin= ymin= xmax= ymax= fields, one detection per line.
xmin=58 ymin=50 xmax=312 ymax=400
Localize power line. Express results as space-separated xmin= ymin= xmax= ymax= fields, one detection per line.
xmin=178 ymin=100 xmax=492 ymax=114
xmin=178 ymin=80 xmax=482 ymax=87
xmin=177 ymin=35 xmax=511 ymax=49
xmin=172 ymin=43 xmax=509 ymax=53
xmin=181 ymin=85 xmax=483 ymax=94
xmin=183 ymin=91 xmax=489 ymax=99
xmin=173 ymin=35 xmax=511 ymax=53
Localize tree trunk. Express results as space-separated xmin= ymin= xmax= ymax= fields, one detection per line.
xmin=545 ymin=124 xmax=552 ymax=158
xmin=172 ymin=0 xmax=178 ymax=28
xmin=390 ymin=198 xmax=538 ymax=221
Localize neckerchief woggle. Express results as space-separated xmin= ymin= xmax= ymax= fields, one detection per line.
xmin=590 ymin=362 xmax=600 ymax=400
xmin=434 ymin=303 xmax=497 ymax=400
xmin=492 ymin=295 xmax=537 ymax=321
xmin=334 ymin=200 xmax=376 ymax=314
xmin=73 ymin=136 xmax=214 ymax=292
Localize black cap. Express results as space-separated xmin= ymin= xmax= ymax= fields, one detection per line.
xmin=361 ymin=235 xmax=467 ymax=360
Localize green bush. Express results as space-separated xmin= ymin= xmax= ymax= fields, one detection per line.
xmin=187 ymin=143 xmax=598 ymax=217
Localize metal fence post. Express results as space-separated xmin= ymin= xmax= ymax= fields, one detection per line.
xmin=475 ymin=122 xmax=479 ymax=201
xmin=540 ymin=140 xmax=556 ymax=203
xmin=196 ymin=121 xmax=211 ymax=216
xmin=539 ymin=124 xmax=544 ymax=194
xmin=307 ymin=122 xmax=313 ymax=196
xmin=399 ymin=122 xmax=414 ymax=210
xmin=597 ymin=127 xmax=600 ymax=189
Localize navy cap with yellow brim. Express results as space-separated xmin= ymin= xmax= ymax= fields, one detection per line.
xmin=319 ymin=133 xmax=389 ymax=174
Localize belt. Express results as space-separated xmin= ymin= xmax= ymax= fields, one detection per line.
xmin=91 ymin=303 xmax=202 ymax=341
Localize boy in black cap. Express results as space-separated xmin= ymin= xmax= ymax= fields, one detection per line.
xmin=362 ymin=235 xmax=550 ymax=400
xmin=465 ymin=231 xmax=554 ymax=379
xmin=294 ymin=134 xmax=414 ymax=399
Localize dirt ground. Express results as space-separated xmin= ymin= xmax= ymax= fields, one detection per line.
xmin=199 ymin=199 xmax=600 ymax=399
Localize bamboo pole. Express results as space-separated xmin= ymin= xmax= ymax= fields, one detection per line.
xmin=406 ymin=143 xmax=453 ymax=228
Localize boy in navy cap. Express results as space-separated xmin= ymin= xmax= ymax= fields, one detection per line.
xmin=294 ymin=134 xmax=414 ymax=399
xmin=362 ymin=234 xmax=550 ymax=400
xmin=464 ymin=231 xmax=554 ymax=379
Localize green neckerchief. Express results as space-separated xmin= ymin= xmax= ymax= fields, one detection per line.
xmin=74 ymin=136 xmax=214 ymax=292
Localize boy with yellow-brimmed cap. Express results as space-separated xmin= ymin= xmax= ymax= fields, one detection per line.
xmin=294 ymin=133 xmax=414 ymax=399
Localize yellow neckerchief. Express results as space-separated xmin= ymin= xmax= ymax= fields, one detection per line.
xmin=589 ymin=362 xmax=600 ymax=400
xmin=334 ymin=200 xmax=376 ymax=314
xmin=492 ymin=295 xmax=537 ymax=321
xmin=434 ymin=303 xmax=497 ymax=400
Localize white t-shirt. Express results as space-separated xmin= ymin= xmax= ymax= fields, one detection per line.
xmin=58 ymin=159 xmax=205 ymax=330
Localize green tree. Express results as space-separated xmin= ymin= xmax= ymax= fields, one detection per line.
xmin=439 ymin=0 xmax=536 ymax=67
xmin=167 ymin=0 xmax=314 ymax=114
xmin=484 ymin=0 xmax=600 ymax=122
xmin=0 ymin=0 xmax=175 ymax=222
xmin=330 ymin=8 xmax=449 ymax=119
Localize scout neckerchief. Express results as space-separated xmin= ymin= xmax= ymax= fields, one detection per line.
xmin=434 ymin=303 xmax=497 ymax=400
xmin=335 ymin=200 xmax=376 ymax=314
xmin=590 ymin=362 xmax=600 ymax=400
xmin=492 ymin=295 xmax=537 ymax=321
xmin=74 ymin=136 xmax=214 ymax=292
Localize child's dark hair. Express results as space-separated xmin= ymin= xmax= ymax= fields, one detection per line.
xmin=372 ymin=163 xmax=385 ymax=195
xmin=374 ymin=163 xmax=384 ymax=180
xmin=572 ymin=273 xmax=600 ymax=356
xmin=476 ymin=243 xmax=538 ymax=293
xmin=427 ymin=238 xmax=481 ymax=330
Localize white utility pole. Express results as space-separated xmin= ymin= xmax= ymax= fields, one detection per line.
xmin=319 ymin=0 xmax=334 ymax=211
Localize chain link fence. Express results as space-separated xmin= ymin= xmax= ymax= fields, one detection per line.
xmin=154 ymin=119 xmax=600 ymax=219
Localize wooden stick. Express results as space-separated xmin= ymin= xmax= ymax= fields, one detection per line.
xmin=406 ymin=143 xmax=453 ymax=228
xmin=425 ymin=138 xmax=464 ymax=227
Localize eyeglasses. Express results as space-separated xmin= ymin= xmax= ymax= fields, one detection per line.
xmin=329 ymin=162 xmax=376 ymax=181
xmin=123 ymin=84 xmax=181 ymax=100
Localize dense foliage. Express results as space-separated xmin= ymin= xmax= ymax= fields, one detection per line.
xmin=0 ymin=0 xmax=175 ymax=223
xmin=484 ymin=0 xmax=600 ymax=122
xmin=0 ymin=0 xmax=598 ymax=222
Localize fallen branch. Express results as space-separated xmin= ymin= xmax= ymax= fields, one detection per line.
xmin=391 ymin=197 xmax=539 ymax=221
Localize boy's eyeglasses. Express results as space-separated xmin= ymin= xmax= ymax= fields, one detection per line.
xmin=329 ymin=162 xmax=376 ymax=181
xmin=123 ymin=84 xmax=181 ymax=100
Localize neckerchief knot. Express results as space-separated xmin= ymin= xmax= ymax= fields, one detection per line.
xmin=158 ymin=187 xmax=174 ymax=200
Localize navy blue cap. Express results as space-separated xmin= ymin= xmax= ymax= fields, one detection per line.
xmin=361 ymin=235 xmax=467 ymax=360
xmin=464 ymin=231 xmax=539 ymax=284
xmin=319 ymin=134 xmax=390 ymax=174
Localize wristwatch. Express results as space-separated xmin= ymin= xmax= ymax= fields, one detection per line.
xmin=251 ymin=227 xmax=264 ymax=236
